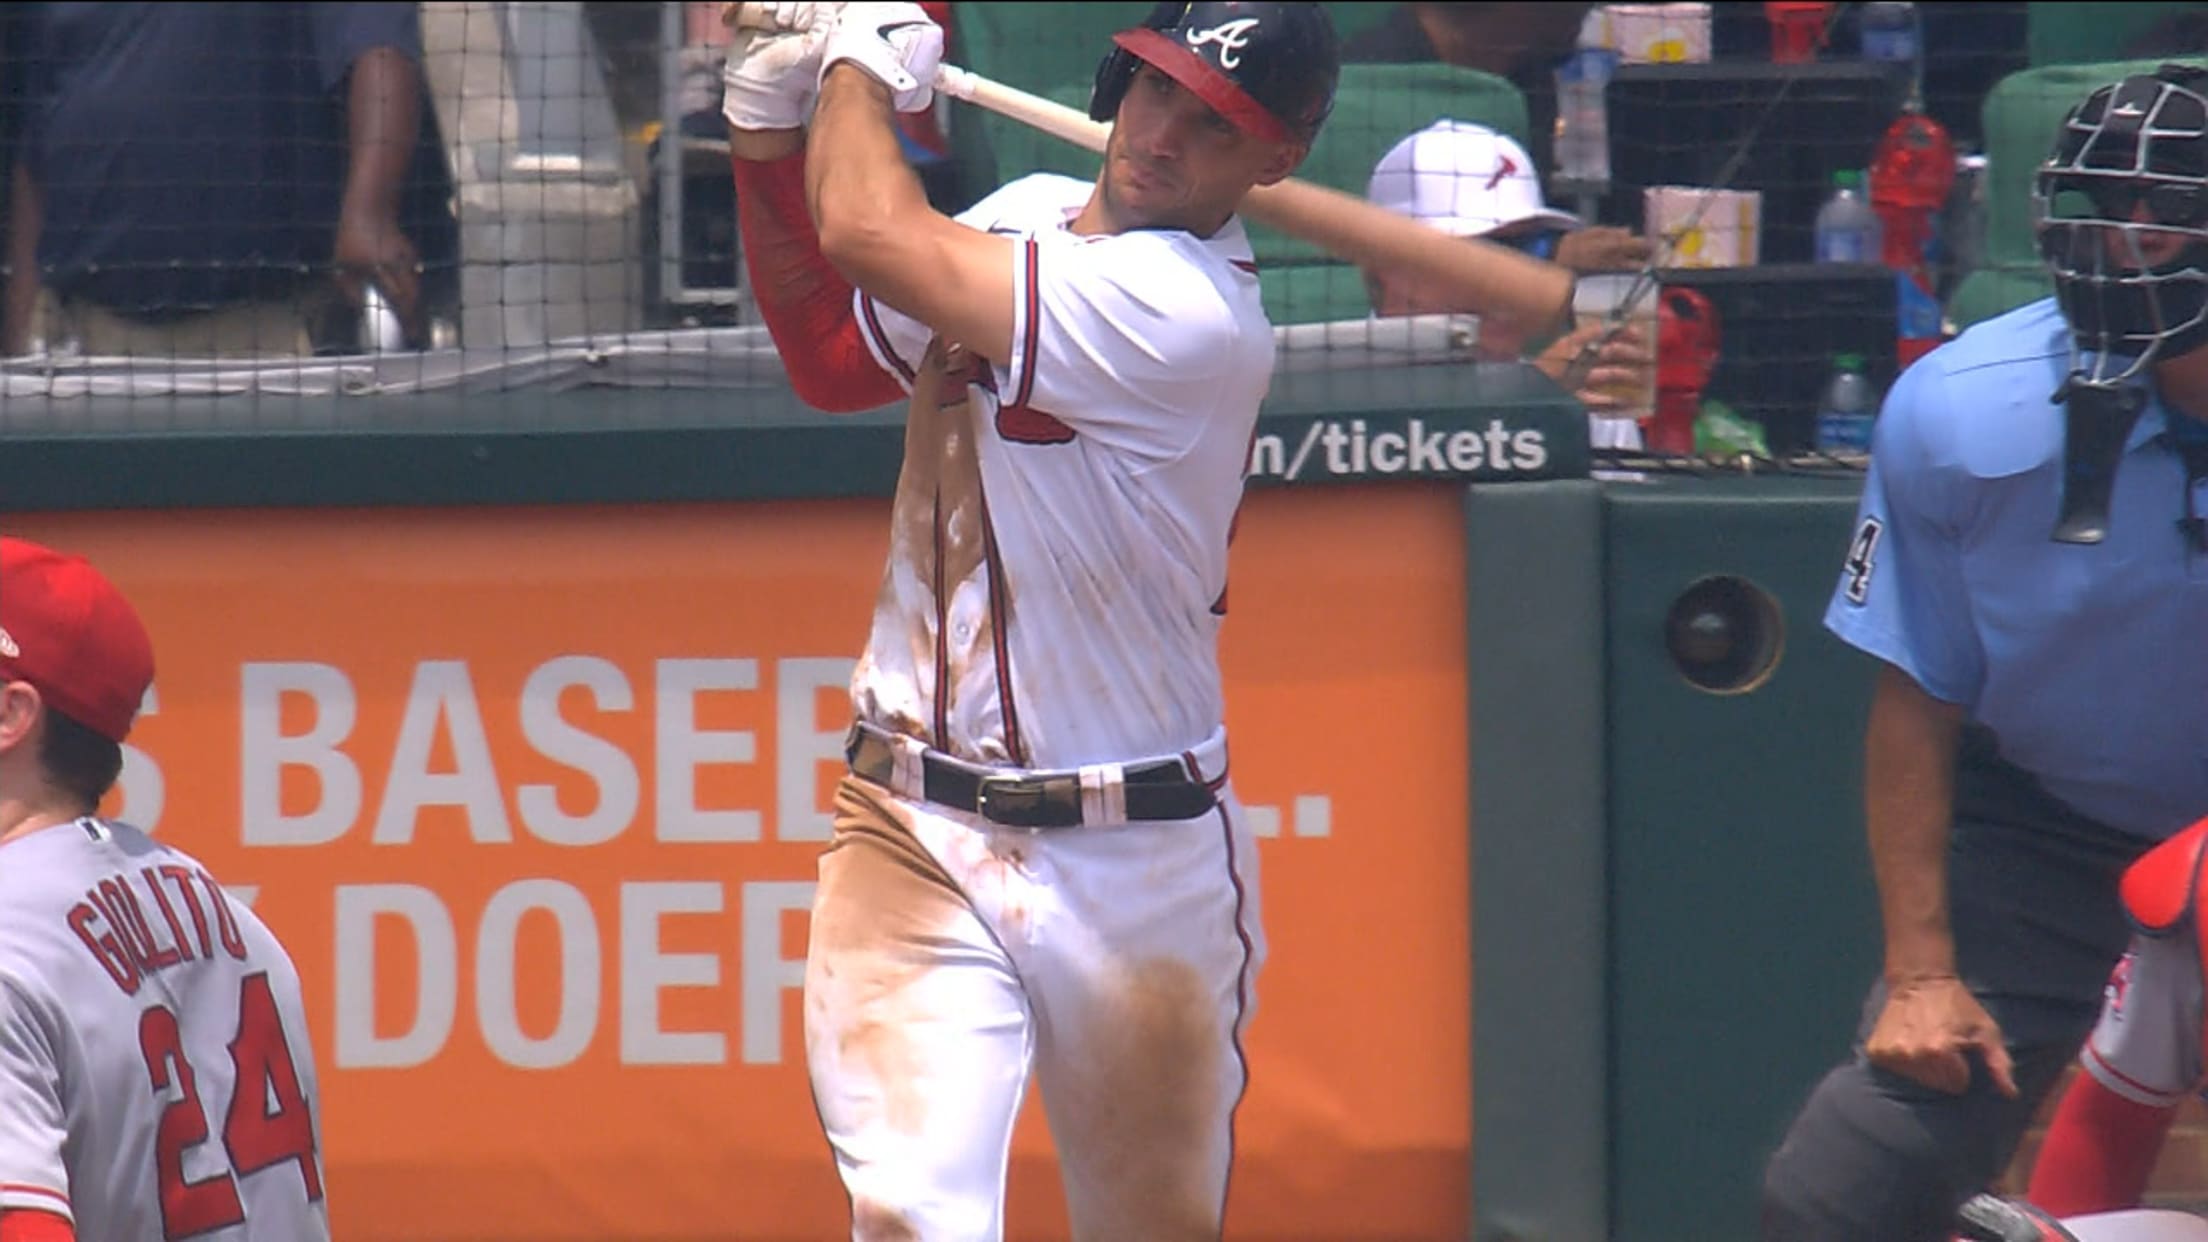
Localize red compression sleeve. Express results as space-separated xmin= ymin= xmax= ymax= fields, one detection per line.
xmin=2026 ymin=1070 xmax=2178 ymax=1217
xmin=730 ymin=151 xmax=903 ymax=413
xmin=0 ymin=1210 xmax=75 ymax=1242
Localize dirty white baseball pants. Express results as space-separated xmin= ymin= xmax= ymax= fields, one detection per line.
xmin=803 ymin=772 xmax=1265 ymax=1242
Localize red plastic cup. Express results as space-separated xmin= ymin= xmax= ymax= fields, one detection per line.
xmin=1764 ymin=1 xmax=1832 ymax=63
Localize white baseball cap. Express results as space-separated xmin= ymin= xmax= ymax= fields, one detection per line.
xmin=1367 ymin=120 xmax=1582 ymax=238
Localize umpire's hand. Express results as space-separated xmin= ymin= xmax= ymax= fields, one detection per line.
xmin=1866 ymin=975 xmax=2021 ymax=1097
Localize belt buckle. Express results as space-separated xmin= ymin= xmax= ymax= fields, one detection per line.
xmin=974 ymin=774 xmax=1082 ymax=830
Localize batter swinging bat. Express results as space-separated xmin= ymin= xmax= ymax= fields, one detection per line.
xmin=723 ymin=3 xmax=1579 ymax=335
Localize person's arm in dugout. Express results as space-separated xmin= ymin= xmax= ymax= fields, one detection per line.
xmin=333 ymin=44 xmax=426 ymax=344
xmin=1858 ymin=661 xmax=2019 ymax=1099
xmin=3 ymin=13 xmax=52 ymax=359
xmin=3 ymin=161 xmax=43 ymax=357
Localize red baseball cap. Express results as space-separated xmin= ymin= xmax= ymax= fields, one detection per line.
xmin=0 ymin=537 xmax=155 ymax=743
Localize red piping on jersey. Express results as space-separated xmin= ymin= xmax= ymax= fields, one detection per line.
xmin=1230 ymin=258 xmax=1259 ymax=275
xmin=932 ymin=490 xmax=951 ymax=749
xmin=975 ymin=483 xmax=1027 ymax=766
xmin=0 ymin=1209 xmax=73 ymax=1242
xmin=730 ymin=151 xmax=903 ymax=413
xmin=1184 ymin=747 xmax=1230 ymax=792
xmin=0 ymin=1190 xmax=66 ymax=1215
xmin=1215 ymin=802 xmax=1256 ymax=1229
xmin=859 ymin=294 xmax=917 ymax=384
xmin=1011 ymin=239 xmax=1041 ymax=409
xmin=2082 ymin=1042 xmax=2179 ymax=1104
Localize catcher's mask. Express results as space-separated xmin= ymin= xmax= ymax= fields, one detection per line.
xmin=1088 ymin=2 xmax=1340 ymax=146
xmin=2034 ymin=64 xmax=2208 ymax=543
xmin=2036 ymin=62 xmax=2208 ymax=385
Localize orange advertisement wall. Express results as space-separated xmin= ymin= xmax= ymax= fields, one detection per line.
xmin=10 ymin=483 xmax=1470 ymax=1241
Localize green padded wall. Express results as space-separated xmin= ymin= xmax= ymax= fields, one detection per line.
xmin=1467 ymin=481 xmax=1610 ymax=1242
xmin=1601 ymin=477 xmax=1881 ymax=1241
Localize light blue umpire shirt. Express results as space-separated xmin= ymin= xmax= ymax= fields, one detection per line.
xmin=1825 ymin=297 xmax=2208 ymax=842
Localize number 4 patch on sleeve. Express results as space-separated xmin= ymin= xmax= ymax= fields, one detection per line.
xmin=1843 ymin=517 xmax=1884 ymax=605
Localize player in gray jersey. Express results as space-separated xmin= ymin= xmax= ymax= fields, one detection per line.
xmin=0 ymin=536 xmax=328 ymax=1242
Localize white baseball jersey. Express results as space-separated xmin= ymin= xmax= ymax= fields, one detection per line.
xmin=2079 ymin=931 xmax=2206 ymax=1106
xmin=0 ymin=818 xmax=328 ymax=1241
xmin=849 ymin=172 xmax=1276 ymax=770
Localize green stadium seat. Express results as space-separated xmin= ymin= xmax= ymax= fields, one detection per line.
xmin=1251 ymin=61 xmax=1529 ymax=321
xmin=1947 ymin=56 xmax=2180 ymax=329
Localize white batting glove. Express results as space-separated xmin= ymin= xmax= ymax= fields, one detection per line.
xmin=819 ymin=2 xmax=943 ymax=113
xmin=721 ymin=23 xmax=833 ymax=132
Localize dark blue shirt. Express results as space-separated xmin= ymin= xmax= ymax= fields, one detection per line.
xmin=16 ymin=2 xmax=421 ymax=317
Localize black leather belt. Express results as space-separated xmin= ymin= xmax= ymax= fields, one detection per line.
xmin=845 ymin=725 xmax=1218 ymax=830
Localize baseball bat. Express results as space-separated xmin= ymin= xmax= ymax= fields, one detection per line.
xmin=725 ymin=5 xmax=1577 ymax=333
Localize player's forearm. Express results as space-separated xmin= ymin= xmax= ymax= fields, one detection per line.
xmin=4 ymin=161 xmax=43 ymax=356
xmin=730 ymin=146 xmax=901 ymax=414
xmin=1863 ymin=661 xmax=1967 ymax=982
xmin=807 ymin=66 xmax=930 ymax=282
xmin=340 ymin=47 xmax=422 ymax=227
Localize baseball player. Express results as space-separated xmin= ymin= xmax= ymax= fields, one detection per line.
xmin=1758 ymin=64 xmax=2208 ymax=1240
xmin=719 ymin=2 xmax=1337 ymax=1236
xmin=2025 ymin=814 xmax=2208 ymax=1220
xmin=1360 ymin=118 xmax=1656 ymax=434
xmin=0 ymin=536 xmax=329 ymax=1242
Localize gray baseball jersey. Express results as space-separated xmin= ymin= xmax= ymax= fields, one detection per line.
xmin=0 ymin=818 xmax=328 ymax=1240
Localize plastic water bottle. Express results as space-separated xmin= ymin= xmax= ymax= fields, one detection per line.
xmin=1553 ymin=48 xmax=1619 ymax=185
xmin=1858 ymin=1 xmax=1919 ymax=64
xmin=1815 ymin=353 xmax=1877 ymax=454
xmin=1814 ymin=170 xmax=1883 ymax=263
xmin=1858 ymin=0 xmax=1922 ymax=105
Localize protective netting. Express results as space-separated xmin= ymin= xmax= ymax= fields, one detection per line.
xmin=2 ymin=1 xmax=2189 ymax=472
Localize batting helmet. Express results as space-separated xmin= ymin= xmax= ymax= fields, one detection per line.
xmin=2034 ymin=62 xmax=2208 ymax=379
xmin=1088 ymin=2 xmax=1341 ymax=145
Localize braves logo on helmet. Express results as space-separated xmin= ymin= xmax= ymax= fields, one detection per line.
xmin=1185 ymin=16 xmax=1259 ymax=69
xmin=1088 ymin=2 xmax=1340 ymax=144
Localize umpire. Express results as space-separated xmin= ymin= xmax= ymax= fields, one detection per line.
xmin=1760 ymin=64 xmax=2208 ymax=1239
